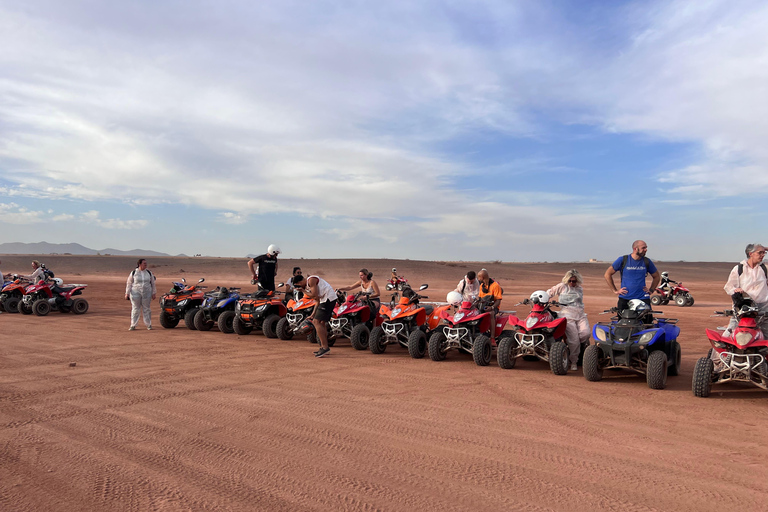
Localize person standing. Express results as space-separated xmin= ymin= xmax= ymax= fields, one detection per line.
xmin=477 ymin=269 xmax=503 ymax=344
xmin=292 ymin=273 xmax=337 ymax=358
xmin=125 ymin=258 xmax=157 ymax=330
xmin=604 ymin=240 xmax=660 ymax=310
xmin=547 ymin=269 xmax=590 ymax=371
xmin=248 ymin=244 xmax=280 ymax=291
xmin=723 ymin=243 xmax=768 ymax=338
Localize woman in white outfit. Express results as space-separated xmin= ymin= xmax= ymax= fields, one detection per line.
xmin=547 ymin=269 xmax=590 ymax=371
xmin=125 ymin=258 xmax=157 ymax=330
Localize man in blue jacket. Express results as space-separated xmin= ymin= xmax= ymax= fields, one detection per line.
xmin=604 ymin=240 xmax=661 ymax=311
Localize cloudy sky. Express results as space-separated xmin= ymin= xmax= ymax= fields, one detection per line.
xmin=1 ymin=0 xmax=766 ymax=261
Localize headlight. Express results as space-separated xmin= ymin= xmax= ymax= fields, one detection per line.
xmin=594 ymin=328 xmax=607 ymax=342
xmin=339 ymin=305 xmax=348 ymax=313
xmin=160 ymin=298 xmax=165 ymax=306
xmin=735 ymin=332 xmax=753 ymax=347
xmin=392 ymin=308 xmax=401 ymax=316
xmin=178 ymin=299 xmax=188 ymax=307
xmin=454 ymin=312 xmax=465 ymax=322
xmin=235 ymin=302 xmax=241 ymax=313
xmin=637 ymin=332 xmax=655 ymax=344
xmin=526 ymin=317 xmax=538 ymax=329
xmin=255 ymin=304 xmax=268 ymax=313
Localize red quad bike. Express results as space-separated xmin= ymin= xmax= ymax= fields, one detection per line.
xmin=0 ymin=276 xmax=30 ymax=313
xmin=369 ymin=284 xmax=451 ymax=358
xmin=232 ymin=284 xmax=286 ymax=337
xmin=276 ymin=290 xmax=318 ymax=341
xmin=651 ymin=283 xmax=694 ymax=307
xmin=389 ymin=275 xmax=409 ymax=291
xmin=327 ymin=291 xmax=384 ymax=350
xmin=159 ymin=278 xmax=207 ymax=329
xmin=22 ymin=278 xmax=89 ymax=316
xmin=498 ymin=290 xmax=574 ymax=375
xmin=693 ymin=293 xmax=768 ymax=397
xmin=428 ymin=293 xmax=511 ymax=366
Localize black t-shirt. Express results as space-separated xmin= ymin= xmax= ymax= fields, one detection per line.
xmin=252 ymin=254 xmax=277 ymax=291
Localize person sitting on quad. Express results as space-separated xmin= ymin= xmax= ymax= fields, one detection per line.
xmin=605 ymin=240 xmax=660 ymax=311
xmin=247 ymin=244 xmax=280 ymax=292
xmin=0 ymin=259 xmax=11 ymax=284
xmin=338 ymin=268 xmax=381 ymax=316
xmin=390 ymin=267 xmax=398 ymax=283
xmin=22 ymin=260 xmax=46 ymax=285
xmin=284 ymin=266 xmax=303 ymax=305
xmin=722 ymin=243 xmax=768 ymax=338
xmin=658 ymin=271 xmax=677 ymax=297
xmin=454 ymin=271 xmax=480 ymax=302
xmin=547 ymin=269 xmax=590 ymax=372
xmin=477 ymin=269 xmax=503 ymax=344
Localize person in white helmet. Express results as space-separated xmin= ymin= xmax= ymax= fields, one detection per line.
xmin=547 ymin=269 xmax=589 ymax=371
xmin=247 ymin=244 xmax=280 ymax=291
xmin=125 ymin=258 xmax=157 ymax=330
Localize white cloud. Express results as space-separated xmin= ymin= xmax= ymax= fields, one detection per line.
xmin=218 ymin=212 xmax=248 ymax=225
xmin=0 ymin=202 xmax=46 ymax=224
xmin=79 ymin=210 xmax=147 ymax=229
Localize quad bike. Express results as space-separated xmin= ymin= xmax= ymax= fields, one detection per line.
xmin=692 ymin=293 xmax=768 ymax=397
xmin=428 ymin=293 xmax=511 ymax=366
xmin=651 ymin=282 xmax=694 ymax=307
xmin=21 ymin=277 xmax=89 ymax=316
xmin=369 ymin=284 xmax=450 ymax=358
xmin=158 ymin=278 xmax=206 ymax=329
xmin=584 ymin=300 xmax=681 ymax=390
xmin=276 ymin=289 xmax=317 ymax=341
xmin=327 ymin=290 xmax=384 ymax=350
xmin=498 ymin=290 xmax=577 ymax=375
xmin=0 ymin=275 xmax=29 ymax=313
xmin=388 ymin=275 xmax=409 ymax=291
xmin=232 ymin=284 xmax=286 ymax=337
xmin=193 ymin=286 xmax=241 ymax=334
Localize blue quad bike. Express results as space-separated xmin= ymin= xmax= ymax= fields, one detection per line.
xmin=583 ymin=300 xmax=681 ymax=390
xmin=192 ymin=286 xmax=241 ymax=334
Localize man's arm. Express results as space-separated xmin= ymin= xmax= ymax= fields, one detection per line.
xmin=247 ymin=259 xmax=256 ymax=279
xmin=604 ymin=266 xmax=627 ymax=296
xmin=724 ymin=266 xmax=741 ymax=295
xmin=647 ymin=271 xmax=661 ymax=293
xmin=274 ymin=260 xmax=278 ymax=276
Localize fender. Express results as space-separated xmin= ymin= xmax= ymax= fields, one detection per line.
xmin=427 ymin=305 xmax=451 ymax=330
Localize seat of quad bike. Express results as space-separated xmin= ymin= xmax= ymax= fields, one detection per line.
xmin=252 ymin=289 xmax=273 ymax=299
xmin=51 ymin=285 xmax=75 ymax=294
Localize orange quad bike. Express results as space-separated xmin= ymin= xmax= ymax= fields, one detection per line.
xmin=369 ymin=284 xmax=451 ymax=358
xmin=159 ymin=278 xmax=207 ymax=329
xmin=276 ymin=289 xmax=317 ymax=341
xmin=232 ymin=284 xmax=286 ymax=338
xmin=0 ymin=275 xmax=31 ymax=313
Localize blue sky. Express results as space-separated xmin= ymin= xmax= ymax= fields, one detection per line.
xmin=1 ymin=0 xmax=767 ymax=261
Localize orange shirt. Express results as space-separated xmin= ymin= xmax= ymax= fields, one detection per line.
xmin=479 ymin=280 xmax=503 ymax=303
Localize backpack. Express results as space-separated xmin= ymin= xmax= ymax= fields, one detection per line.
xmin=131 ymin=268 xmax=154 ymax=280
xmin=618 ymin=255 xmax=651 ymax=279
xmin=737 ymin=262 xmax=768 ymax=278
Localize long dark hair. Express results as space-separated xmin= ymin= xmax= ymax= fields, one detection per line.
xmin=137 ymin=258 xmax=146 ymax=267
xmin=359 ymin=268 xmax=373 ymax=281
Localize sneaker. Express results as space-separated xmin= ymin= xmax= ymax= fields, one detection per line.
xmin=147 ymin=326 xmax=153 ymax=330
xmin=128 ymin=326 xmax=136 ymax=331
xmin=315 ymin=347 xmax=330 ymax=358
xmin=570 ymin=364 xmax=578 ymax=371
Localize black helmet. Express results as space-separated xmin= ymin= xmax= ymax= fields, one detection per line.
xmin=217 ymin=287 xmax=229 ymax=299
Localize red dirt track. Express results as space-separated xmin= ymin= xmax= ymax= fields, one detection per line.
xmin=1 ymin=255 xmax=766 ymax=511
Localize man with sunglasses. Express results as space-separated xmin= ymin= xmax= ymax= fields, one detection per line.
xmin=723 ymin=243 xmax=768 ymax=338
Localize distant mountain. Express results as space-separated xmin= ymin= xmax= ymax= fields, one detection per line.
xmin=0 ymin=241 xmax=170 ymax=257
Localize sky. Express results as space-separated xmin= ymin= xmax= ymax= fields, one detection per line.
xmin=1 ymin=0 xmax=767 ymax=262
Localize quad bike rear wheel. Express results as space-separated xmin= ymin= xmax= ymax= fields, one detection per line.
xmin=233 ymin=316 xmax=253 ymax=335
xmin=276 ymin=317 xmax=293 ymax=340
xmin=4 ymin=296 xmax=20 ymax=314
xmin=549 ymin=341 xmax=569 ymax=375
xmin=692 ymin=357 xmax=714 ymax=397
xmin=262 ymin=314 xmax=280 ymax=338
xmin=350 ymin=323 xmax=370 ymax=350
xmin=582 ymin=345 xmax=603 ymax=381
xmin=472 ymin=334 xmax=492 ymax=366
xmin=194 ymin=309 xmax=214 ymax=331
xmin=160 ymin=311 xmax=179 ymax=329
xmin=33 ymin=299 xmax=51 ymax=316
xmin=647 ymin=350 xmax=668 ymax=389
xmin=218 ymin=310 xmax=235 ymax=334
xmin=72 ymin=298 xmax=89 ymax=315
xmin=667 ymin=341 xmax=682 ymax=376
xmin=497 ymin=335 xmax=517 ymax=369
xmin=428 ymin=331 xmax=447 ymax=361
xmin=408 ymin=329 xmax=427 ymax=359
xmin=369 ymin=326 xmax=386 ymax=354
xmin=185 ymin=308 xmax=199 ymax=330
xmin=650 ymin=294 xmax=663 ymax=306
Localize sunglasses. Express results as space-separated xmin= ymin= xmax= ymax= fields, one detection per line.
xmin=568 ymin=279 xmax=578 ymax=283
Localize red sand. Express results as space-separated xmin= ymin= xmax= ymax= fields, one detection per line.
xmin=1 ymin=255 xmax=766 ymax=511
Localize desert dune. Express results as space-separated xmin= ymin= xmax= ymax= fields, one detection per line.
xmin=1 ymin=255 xmax=766 ymax=511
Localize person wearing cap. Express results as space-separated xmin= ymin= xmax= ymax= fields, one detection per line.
xmin=247 ymin=244 xmax=280 ymax=292
xmin=722 ymin=243 xmax=768 ymax=339
xmin=453 ymin=271 xmax=480 ymax=302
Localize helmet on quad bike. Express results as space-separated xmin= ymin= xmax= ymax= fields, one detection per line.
xmin=267 ymin=244 xmax=281 ymax=256
xmin=529 ymin=290 xmax=550 ymax=305
xmin=627 ymin=299 xmax=650 ymax=313
xmin=297 ymin=318 xmax=314 ymax=335
xmin=446 ymin=291 xmax=463 ymax=306
xmin=53 ymin=278 xmax=63 ymax=286
xmin=217 ymin=287 xmax=229 ymax=299
xmin=661 ymin=271 xmax=669 ymax=278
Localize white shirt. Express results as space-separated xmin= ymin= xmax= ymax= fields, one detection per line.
xmin=126 ymin=268 xmax=157 ymax=295
xmin=724 ymin=260 xmax=768 ymax=304
xmin=25 ymin=267 xmax=45 ymax=284
xmin=546 ymin=282 xmax=587 ymax=320
xmin=309 ymin=275 xmax=336 ymax=303
xmin=454 ymin=278 xmax=480 ymax=301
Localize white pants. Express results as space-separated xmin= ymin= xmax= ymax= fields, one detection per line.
xmin=130 ymin=286 xmax=153 ymax=327
xmin=564 ymin=315 xmax=590 ymax=364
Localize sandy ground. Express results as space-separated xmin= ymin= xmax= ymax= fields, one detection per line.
xmin=1 ymin=255 xmax=766 ymax=511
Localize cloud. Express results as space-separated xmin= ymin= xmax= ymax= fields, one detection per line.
xmin=0 ymin=202 xmax=46 ymax=224
xmin=79 ymin=210 xmax=147 ymax=229
xmin=218 ymin=212 xmax=248 ymax=225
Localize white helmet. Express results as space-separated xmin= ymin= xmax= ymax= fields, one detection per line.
xmin=627 ymin=299 xmax=650 ymax=312
xmin=530 ymin=290 xmax=550 ymax=304
xmin=446 ymin=291 xmax=463 ymax=306
xmin=392 ymin=268 xmax=397 ymax=272
xmin=267 ymin=244 xmax=281 ymax=256
xmin=53 ymin=278 xmax=63 ymax=286
xmin=661 ymin=271 xmax=669 ymax=278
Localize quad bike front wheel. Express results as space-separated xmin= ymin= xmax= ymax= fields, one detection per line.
xmin=549 ymin=341 xmax=569 ymax=375
xmin=692 ymin=357 xmax=714 ymax=397
xmin=369 ymin=326 xmax=386 ymax=354
xmin=428 ymin=331 xmax=447 ymax=361
xmin=33 ymin=299 xmax=51 ymax=316
xmin=685 ymin=295 xmax=694 ymax=307
xmin=276 ymin=317 xmax=293 ymax=340
xmin=262 ymin=314 xmax=281 ymax=338
xmin=233 ymin=316 xmax=253 ymax=335
xmin=582 ymin=345 xmax=603 ymax=381
xmin=194 ymin=309 xmax=214 ymax=331
xmin=650 ymin=294 xmax=663 ymax=306
xmin=472 ymin=334 xmax=492 ymax=366
xmin=160 ymin=311 xmax=179 ymax=329
xmin=668 ymin=341 xmax=682 ymax=376
xmin=218 ymin=310 xmax=235 ymax=334
xmin=497 ymin=335 xmax=518 ymax=369
xmin=350 ymin=323 xmax=370 ymax=350
xmin=408 ymin=329 xmax=427 ymax=359
xmin=647 ymin=350 xmax=668 ymax=389
xmin=185 ymin=308 xmax=199 ymax=330
xmin=675 ymin=295 xmax=687 ymax=307
xmin=4 ymin=296 xmax=20 ymax=314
